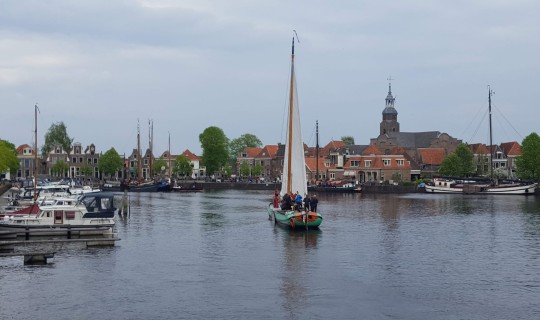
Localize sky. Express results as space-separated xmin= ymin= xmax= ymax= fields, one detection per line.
xmin=1 ymin=0 xmax=539 ymax=156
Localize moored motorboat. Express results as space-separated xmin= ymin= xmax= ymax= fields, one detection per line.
xmin=0 ymin=192 xmax=116 ymax=238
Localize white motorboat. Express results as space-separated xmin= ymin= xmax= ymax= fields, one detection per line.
xmin=0 ymin=192 xmax=116 ymax=237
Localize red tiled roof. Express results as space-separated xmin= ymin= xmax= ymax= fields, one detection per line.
xmin=418 ymin=148 xmax=446 ymax=165
xmin=322 ymin=140 xmax=345 ymax=155
xmin=469 ymin=143 xmax=489 ymax=154
xmin=305 ymin=157 xmax=327 ymax=172
xmin=16 ymin=144 xmax=32 ymax=155
xmin=241 ymin=147 xmax=262 ymax=158
xmin=500 ymin=141 xmax=521 ymax=156
xmin=255 ymin=145 xmax=278 ymax=158
xmin=181 ymin=149 xmax=200 ymax=161
xmin=362 ymin=144 xmax=383 ymax=155
xmin=389 ymin=146 xmax=406 ymax=155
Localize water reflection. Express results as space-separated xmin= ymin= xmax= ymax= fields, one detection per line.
xmin=274 ymin=228 xmax=321 ymax=319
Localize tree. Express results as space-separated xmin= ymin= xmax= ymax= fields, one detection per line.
xmin=516 ymin=132 xmax=540 ymax=181
xmin=42 ymin=122 xmax=73 ymax=156
xmin=438 ymin=154 xmax=460 ymax=176
xmin=98 ymin=148 xmax=123 ymax=178
xmin=253 ymin=163 xmax=263 ymax=177
xmin=51 ymin=160 xmax=69 ymax=177
xmin=341 ymin=136 xmax=355 ymax=146
xmin=454 ymin=144 xmax=475 ymax=176
xmin=239 ymin=161 xmax=250 ymax=177
xmin=173 ymin=155 xmax=193 ymax=178
xmin=0 ymin=139 xmax=20 ymax=176
xmin=229 ymin=133 xmax=262 ymax=161
xmin=199 ymin=126 xmax=229 ymax=175
xmin=439 ymin=144 xmax=475 ymax=177
xmin=152 ymin=157 xmax=167 ymax=176
xmin=222 ymin=164 xmax=232 ymax=177
xmin=80 ymin=163 xmax=93 ymax=179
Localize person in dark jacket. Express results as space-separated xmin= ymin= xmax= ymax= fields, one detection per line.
xmin=310 ymin=194 xmax=318 ymax=212
xmin=303 ymin=194 xmax=311 ymax=212
xmin=281 ymin=193 xmax=292 ymax=210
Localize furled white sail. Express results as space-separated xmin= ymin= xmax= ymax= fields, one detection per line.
xmin=280 ymin=63 xmax=307 ymax=197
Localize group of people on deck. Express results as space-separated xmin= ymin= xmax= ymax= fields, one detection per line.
xmin=273 ymin=190 xmax=318 ymax=212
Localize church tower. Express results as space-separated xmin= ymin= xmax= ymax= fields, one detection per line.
xmin=380 ymin=81 xmax=400 ymax=135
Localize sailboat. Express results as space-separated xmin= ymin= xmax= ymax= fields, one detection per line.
xmin=266 ymin=36 xmax=323 ymax=229
xmin=425 ymin=87 xmax=537 ymax=194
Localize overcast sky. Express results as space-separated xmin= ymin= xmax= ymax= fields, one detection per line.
xmin=1 ymin=0 xmax=539 ymax=156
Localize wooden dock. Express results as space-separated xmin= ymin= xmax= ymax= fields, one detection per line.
xmin=0 ymin=251 xmax=56 ymax=265
xmin=0 ymin=237 xmax=120 ymax=248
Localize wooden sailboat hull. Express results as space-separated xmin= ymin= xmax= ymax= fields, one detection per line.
xmin=425 ymin=179 xmax=537 ymax=194
xmin=267 ymin=204 xmax=322 ymax=229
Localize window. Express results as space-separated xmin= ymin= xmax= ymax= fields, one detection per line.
xmin=94 ymin=158 xmax=98 ymax=164
xmin=350 ymin=160 xmax=359 ymax=167
xmin=397 ymin=159 xmax=404 ymax=166
xmin=364 ymin=160 xmax=371 ymax=167
xmin=88 ymin=158 xmax=92 ymax=164
xmin=330 ymin=173 xmax=335 ymax=179
xmin=383 ymin=159 xmax=391 ymax=166
xmin=72 ymin=157 xmax=77 ymax=163
xmin=79 ymin=157 xmax=83 ymax=163
xmin=144 ymin=159 xmax=148 ymax=165
xmin=54 ymin=210 xmax=63 ymax=223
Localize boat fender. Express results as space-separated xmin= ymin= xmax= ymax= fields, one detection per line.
xmin=290 ymin=217 xmax=295 ymax=228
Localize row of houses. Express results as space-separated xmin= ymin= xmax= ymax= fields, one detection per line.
xmin=13 ymin=142 xmax=206 ymax=181
xmin=236 ymin=139 xmax=522 ymax=184
xmin=9 ymin=84 xmax=524 ymax=182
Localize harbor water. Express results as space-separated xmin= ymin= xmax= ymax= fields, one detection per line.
xmin=1 ymin=190 xmax=540 ymax=319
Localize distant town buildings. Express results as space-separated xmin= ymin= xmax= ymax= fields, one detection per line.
xmin=8 ymin=83 xmax=524 ymax=183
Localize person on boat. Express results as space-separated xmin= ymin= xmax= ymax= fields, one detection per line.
xmin=281 ymin=193 xmax=292 ymax=210
xmin=273 ymin=190 xmax=280 ymax=208
xmin=310 ymin=194 xmax=318 ymax=212
xmin=304 ymin=194 xmax=311 ymax=212
xmin=295 ymin=192 xmax=303 ymax=211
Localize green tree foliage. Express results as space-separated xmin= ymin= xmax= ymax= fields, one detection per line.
xmin=229 ymin=133 xmax=262 ymax=161
xmin=80 ymin=164 xmax=93 ymax=178
xmin=42 ymin=122 xmax=73 ymax=156
xmin=438 ymin=154 xmax=460 ymax=176
xmin=98 ymin=148 xmax=123 ymax=178
xmin=239 ymin=161 xmax=250 ymax=176
xmin=341 ymin=136 xmax=355 ymax=146
xmin=0 ymin=139 xmax=20 ymax=175
xmin=199 ymin=126 xmax=229 ymax=175
xmin=51 ymin=160 xmax=69 ymax=177
xmin=152 ymin=157 xmax=168 ymax=175
xmin=222 ymin=164 xmax=232 ymax=177
xmin=173 ymin=155 xmax=193 ymax=178
xmin=439 ymin=144 xmax=475 ymax=177
xmin=516 ymin=132 xmax=540 ymax=181
xmin=253 ymin=164 xmax=263 ymax=176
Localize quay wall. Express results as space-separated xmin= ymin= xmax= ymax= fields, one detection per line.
xmin=362 ymin=185 xmax=424 ymax=194
xmin=177 ymin=181 xmax=280 ymax=191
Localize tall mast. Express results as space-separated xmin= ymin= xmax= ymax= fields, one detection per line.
xmin=33 ymin=104 xmax=38 ymax=203
xmin=316 ymin=120 xmax=319 ymax=183
xmin=149 ymin=119 xmax=153 ymax=179
xmin=168 ymin=132 xmax=172 ymax=177
xmin=286 ymin=36 xmax=295 ymax=194
xmin=488 ymin=86 xmax=493 ymax=180
xmin=137 ymin=120 xmax=142 ymax=181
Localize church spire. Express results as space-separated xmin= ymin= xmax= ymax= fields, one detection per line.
xmin=385 ymin=77 xmax=395 ymax=108
xmin=380 ymin=78 xmax=399 ymax=135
